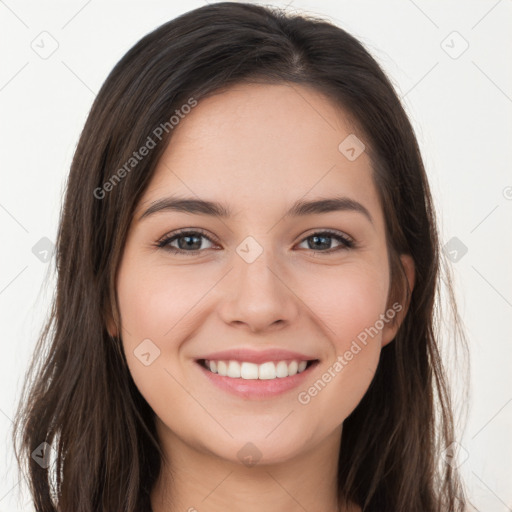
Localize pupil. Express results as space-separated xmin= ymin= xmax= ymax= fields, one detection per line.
xmin=180 ymin=235 xmax=201 ymax=250
xmin=311 ymin=235 xmax=329 ymax=250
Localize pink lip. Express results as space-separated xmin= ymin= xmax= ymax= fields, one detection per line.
xmin=196 ymin=348 xmax=317 ymax=364
xmin=196 ymin=359 xmax=320 ymax=400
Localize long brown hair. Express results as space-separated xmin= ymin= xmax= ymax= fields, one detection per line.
xmin=12 ymin=3 xmax=471 ymax=510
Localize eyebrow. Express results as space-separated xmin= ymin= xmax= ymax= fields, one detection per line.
xmin=138 ymin=195 xmax=373 ymax=224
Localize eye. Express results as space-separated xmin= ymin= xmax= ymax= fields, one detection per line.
xmin=156 ymin=228 xmax=218 ymax=256
xmin=296 ymin=230 xmax=354 ymax=253
xmin=155 ymin=228 xmax=355 ymax=256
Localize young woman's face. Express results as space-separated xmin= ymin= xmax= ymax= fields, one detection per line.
xmin=113 ymin=82 xmax=413 ymax=465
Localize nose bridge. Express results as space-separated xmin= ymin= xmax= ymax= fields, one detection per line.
xmin=217 ymin=233 xmax=299 ymax=330
xmin=234 ymin=233 xmax=282 ymax=295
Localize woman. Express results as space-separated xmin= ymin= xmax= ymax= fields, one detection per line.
xmin=12 ymin=2 xmax=471 ymax=511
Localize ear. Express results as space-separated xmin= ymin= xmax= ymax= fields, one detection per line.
xmin=104 ymin=301 xmax=119 ymax=338
xmin=381 ymin=253 xmax=415 ymax=347
xmin=107 ymin=317 xmax=118 ymax=338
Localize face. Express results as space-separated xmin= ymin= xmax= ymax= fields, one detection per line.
xmin=111 ymin=82 xmax=414 ymax=466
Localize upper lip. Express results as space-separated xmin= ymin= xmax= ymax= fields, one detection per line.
xmin=196 ymin=348 xmax=319 ymax=364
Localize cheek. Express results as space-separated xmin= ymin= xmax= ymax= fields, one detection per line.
xmin=116 ymin=259 xmax=204 ymax=412
xmin=299 ymin=262 xmax=390 ymax=343
xmin=115 ymin=257 xmax=232 ymax=391
xmin=117 ymin=259 xmax=206 ymax=342
xmin=293 ymin=264 xmax=389 ymax=420
xmin=116 ymin=257 xmax=179 ymax=350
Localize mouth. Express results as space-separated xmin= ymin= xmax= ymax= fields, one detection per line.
xmin=197 ymin=358 xmax=319 ymax=379
xmin=195 ymin=358 xmax=320 ymax=400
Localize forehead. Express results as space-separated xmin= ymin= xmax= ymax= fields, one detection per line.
xmin=136 ymin=82 xmax=381 ymax=227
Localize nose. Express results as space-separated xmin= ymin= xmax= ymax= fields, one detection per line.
xmin=216 ymin=244 xmax=300 ymax=333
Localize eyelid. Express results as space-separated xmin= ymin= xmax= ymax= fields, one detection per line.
xmin=156 ymin=227 xmax=218 ymax=244
xmin=299 ymin=228 xmax=354 ymax=245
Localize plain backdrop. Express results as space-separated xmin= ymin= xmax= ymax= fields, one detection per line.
xmin=1 ymin=1 xmax=511 ymax=510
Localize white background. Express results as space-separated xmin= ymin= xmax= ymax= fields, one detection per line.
xmin=1 ymin=1 xmax=511 ymax=510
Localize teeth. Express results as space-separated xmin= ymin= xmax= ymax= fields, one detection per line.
xmin=204 ymin=359 xmax=310 ymax=379
xmin=217 ymin=361 xmax=228 ymax=376
xmin=227 ymin=360 xmax=241 ymax=378
xmin=259 ymin=362 xmax=277 ymax=380
xmin=241 ymin=362 xmax=259 ymax=379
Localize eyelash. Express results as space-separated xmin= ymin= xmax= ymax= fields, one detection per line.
xmin=155 ymin=228 xmax=355 ymax=256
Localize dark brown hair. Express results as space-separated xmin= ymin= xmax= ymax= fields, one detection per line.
xmin=12 ymin=3 xmax=471 ymax=511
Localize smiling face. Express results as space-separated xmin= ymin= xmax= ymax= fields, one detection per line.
xmin=110 ymin=82 xmax=414 ymax=467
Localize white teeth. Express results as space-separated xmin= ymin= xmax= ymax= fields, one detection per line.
xmin=217 ymin=360 xmax=227 ymax=376
xmin=275 ymin=361 xmax=289 ymax=378
xmin=205 ymin=359 xmax=312 ymax=380
xmin=227 ymin=360 xmax=241 ymax=378
xmin=240 ymin=362 xmax=259 ymax=379
xmin=258 ymin=362 xmax=276 ymax=380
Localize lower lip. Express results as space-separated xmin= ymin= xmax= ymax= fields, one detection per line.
xmin=196 ymin=360 xmax=319 ymax=400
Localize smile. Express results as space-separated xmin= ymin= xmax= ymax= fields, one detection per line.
xmin=200 ymin=359 xmax=314 ymax=379
xmin=196 ymin=358 xmax=320 ymax=400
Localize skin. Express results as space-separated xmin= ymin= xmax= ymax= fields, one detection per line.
xmin=108 ymin=82 xmax=415 ymax=512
